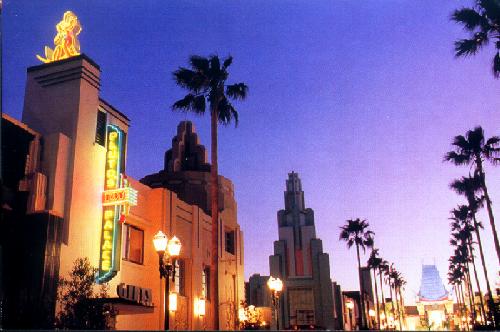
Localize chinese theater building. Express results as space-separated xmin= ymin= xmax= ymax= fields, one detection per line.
xmin=1 ymin=15 xmax=244 ymax=329
xmin=416 ymin=264 xmax=454 ymax=330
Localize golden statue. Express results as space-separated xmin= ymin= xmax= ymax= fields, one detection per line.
xmin=36 ymin=11 xmax=82 ymax=63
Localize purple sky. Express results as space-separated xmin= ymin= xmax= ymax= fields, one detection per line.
xmin=4 ymin=0 xmax=500 ymax=304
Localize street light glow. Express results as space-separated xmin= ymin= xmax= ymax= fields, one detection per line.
xmin=153 ymin=231 xmax=168 ymax=253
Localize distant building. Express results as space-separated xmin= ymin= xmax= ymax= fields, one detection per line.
xmin=416 ymin=264 xmax=454 ymax=330
xmin=246 ymin=274 xmax=272 ymax=308
xmin=269 ymin=172 xmax=335 ymax=329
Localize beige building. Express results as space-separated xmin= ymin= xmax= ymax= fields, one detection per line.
xmin=1 ymin=54 xmax=244 ymax=330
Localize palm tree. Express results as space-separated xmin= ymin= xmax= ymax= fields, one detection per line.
xmin=367 ymin=248 xmax=383 ymax=329
xmin=172 ymin=55 xmax=248 ymax=328
xmin=445 ymin=126 xmax=500 ymax=264
xmin=448 ymin=262 xmax=468 ymax=330
xmin=384 ymin=264 xmax=397 ymax=329
xmin=395 ymin=273 xmax=407 ymax=330
xmin=389 ymin=268 xmax=403 ymax=331
xmin=451 ymin=0 xmax=500 ymax=77
xmin=450 ymin=205 xmax=487 ymax=323
xmin=379 ymin=260 xmax=390 ymax=329
xmin=450 ymin=174 xmax=494 ymax=320
xmin=339 ymin=218 xmax=374 ymax=329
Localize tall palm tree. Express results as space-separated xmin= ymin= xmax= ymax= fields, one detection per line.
xmin=395 ymin=273 xmax=407 ymax=330
xmin=451 ymin=0 xmax=500 ymax=77
xmin=339 ymin=218 xmax=374 ymax=329
xmin=389 ymin=268 xmax=403 ymax=331
xmin=449 ymin=262 xmax=468 ymax=330
xmin=450 ymin=174 xmax=494 ymax=319
xmin=379 ymin=260 xmax=390 ymax=329
xmin=172 ymin=55 xmax=248 ymax=328
xmin=445 ymin=126 xmax=500 ymax=264
xmin=367 ymin=248 xmax=382 ymax=329
xmin=450 ymin=205 xmax=487 ymax=323
xmin=384 ymin=263 xmax=397 ymax=329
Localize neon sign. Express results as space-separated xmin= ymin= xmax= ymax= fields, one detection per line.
xmin=37 ymin=11 xmax=82 ymax=64
xmin=96 ymin=125 xmax=137 ymax=283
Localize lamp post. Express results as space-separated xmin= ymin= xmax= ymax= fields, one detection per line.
xmin=346 ymin=300 xmax=354 ymax=330
xmin=153 ymin=231 xmax=181 ymax=331
xmin=267 ymin=277 xmax=283 ymax=330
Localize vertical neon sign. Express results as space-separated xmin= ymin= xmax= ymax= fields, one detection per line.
xmin=97 ymin=125 xmax=123 ymax=283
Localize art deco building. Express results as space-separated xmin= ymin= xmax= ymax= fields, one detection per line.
xmin=1 ymin=54 xmax=243 ymax=330
xmin=269 ymin=172 xmax=335 ymax=329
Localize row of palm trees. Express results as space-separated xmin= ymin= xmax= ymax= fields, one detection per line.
xmin=445 ymin=126 xmax=500 ymax=329
xmin=340 ymin=218 xmax=407 ymax=330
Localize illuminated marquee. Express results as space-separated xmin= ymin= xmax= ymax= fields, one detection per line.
xmin=97 ymin=125 xmax=137 ymax=283
xmin=102 ymin=187 xmax=138 ymax=207
xmin=37 ymin=11 xmax=82 ymax=64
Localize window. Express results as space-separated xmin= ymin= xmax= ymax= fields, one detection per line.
xmin=174 ymin=259 xmax=185 ymax=295
xmin=202 ymin=267 xmax=210 ymax=300
xmin=225 ymin=230 xmax=235 ymax=255
xmin=122 ymin=224 xmax=144 ymax=264
xmin=120 ymin=131 xmax=127 ymax=172
xmin=95 ymin=110 xmax=107 ymax=146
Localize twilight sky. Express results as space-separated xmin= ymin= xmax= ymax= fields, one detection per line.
xmin=4 ymin=0 xmax=500 ymax=304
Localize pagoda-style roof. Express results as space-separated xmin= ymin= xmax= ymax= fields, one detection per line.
xmin=417 ymin=265 xmax=449 ymax=302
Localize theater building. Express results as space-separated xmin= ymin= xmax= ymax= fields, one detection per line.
xmin=1 ymin=53 xmax=244 ymax=330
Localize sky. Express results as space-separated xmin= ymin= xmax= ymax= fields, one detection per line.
xmin=3 ymin=0 xmax=500 ymax=304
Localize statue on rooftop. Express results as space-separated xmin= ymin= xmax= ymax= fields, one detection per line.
xmin=36 ymin=11 xmax=82 ymax=64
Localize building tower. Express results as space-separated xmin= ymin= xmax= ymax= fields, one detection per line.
xmin=269 ymin=172 xmax=334 ymax=329
xmin=141 ymin=121 xmax=244 ymax=330
xmin=416 ymin=264 xmax=453 ymax=329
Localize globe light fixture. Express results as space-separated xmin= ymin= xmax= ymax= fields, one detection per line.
xmin=153 ymin=231 xmax=181 ymax=330
xmin=267 ymin=276 xmax=283 ymax=330
xmin=153 ymin=231 xmax=168 ymax=253
xmin=167 ymin=236 xmax=182 ymax=257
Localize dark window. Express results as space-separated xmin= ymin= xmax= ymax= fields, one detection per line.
xmin=95 ymin=111 xmax=107 ymax=146
xmin=120 ymin=131 xmax=127 ymax=172
xmin=122 ymin=224 xmax=144 ymax=264
xmin=225 ymin=230 xmax=235 ymax=255
xmin=202 ymin=267 xmax=210 ymax=300
xmin=174 ymin=259 xmax=185 ymax=295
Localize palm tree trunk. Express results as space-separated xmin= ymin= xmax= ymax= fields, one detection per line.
xmin=394 ymin=286 xmax=402 ymax=331
xmin=210 ymin=109 xmax=219 ymax=330
xmin=459 ymin=282 xmax=469 ymax=331
xmin=476 ymin=161 xmax=500 ymax=265
xmin=356 ymin=244 xmax=366 ymax=329
xmin=373 ymin=269 xmax=380 ymax=329
xmin=379 ymin=269 xmax=388 ymax=329
xmin=468 ymin=239 xmax=486 ymax=323
xmin=472 ymin=213 xmax=495 ymax=324
xmin=398 ymin=288 xmax=405 ymax=329
xmin=465 ymin=263 xmax=475 ymax=322
xmin=389 ymin=280 xmax=396 ymax=326
xmin=457 ymin=283 xmax=464 ymax=330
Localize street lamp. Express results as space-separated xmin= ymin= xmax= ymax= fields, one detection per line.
xmin=153 ymin=231 xmax=181 ymax=331
xmin=346 ymin=300 xmax=354 ymax=330
xmin=267 ymin=276 xmax=283 ymax=330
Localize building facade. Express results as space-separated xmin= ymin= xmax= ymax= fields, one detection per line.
xmin=416 ymin=264 xmax=454 ymax=330
xmin=1 ymin=54 xmax=244 ymax=330
xmin=269 ymin=172 xmax=335 ymax=329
